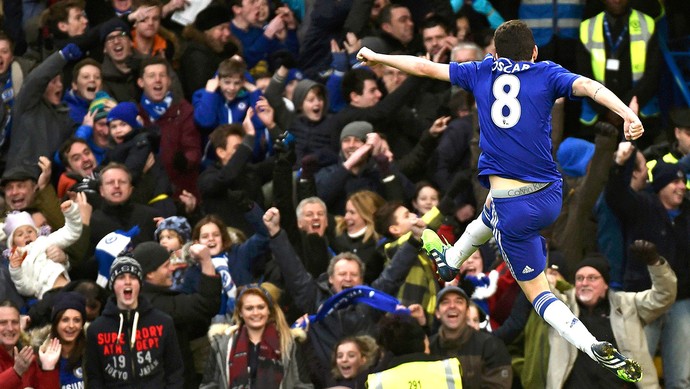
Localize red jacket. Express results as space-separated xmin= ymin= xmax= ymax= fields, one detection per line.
xmin=0 ymin=346 xmax=59 ymax=389
xmin=139 ymin=99 xmax=202 ymax=198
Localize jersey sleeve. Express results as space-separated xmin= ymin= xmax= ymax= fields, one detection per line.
xmin=449 ymin=61 xmax=481 ymax=91
xmin=546 ymin=62 xmax=582 ymax=100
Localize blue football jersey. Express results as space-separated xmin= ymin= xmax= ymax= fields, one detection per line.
xmin=449 ymin=55 xmax=581 ymax=186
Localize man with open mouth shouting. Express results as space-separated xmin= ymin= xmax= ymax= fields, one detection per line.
xmin=85 ymin=255 xmax=184 ymax=388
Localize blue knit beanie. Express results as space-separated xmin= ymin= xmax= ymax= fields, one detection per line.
xmin=107 ymin=102 xmax=142 ymax=129
xmin=154 ymin=216 xmax=192 ymax=243
xmin=556 ymin=137 xmax=595 ymax=177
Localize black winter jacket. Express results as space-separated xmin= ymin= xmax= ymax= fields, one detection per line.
xmin=85 ymin=296 xmax=184 ymax=388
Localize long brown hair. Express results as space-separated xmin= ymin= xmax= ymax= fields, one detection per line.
xmin=232 ymin=283 xmax=293 ymax=361
xmin=50 ymin=309 xmax=86 ymax=371
xmin=192 ymin=214 xmax=233 ymax=251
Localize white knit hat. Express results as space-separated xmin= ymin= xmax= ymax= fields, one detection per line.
xmin=4 ymin=211 xmax=38 ymax=248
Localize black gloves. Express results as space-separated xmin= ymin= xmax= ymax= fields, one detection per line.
xmin=269 ymin=49 xmax=297 ymax=72
xmin=172 ymin=150 xmax=188 ymax=172
xmin=300 ymin=154 xmax=319 ymax=181
xmin=374 ymin=154 xmax=392 ymax=178
xmin=228 ymin=190 xmax=254 ymax=212
xmin=629 ymin=240 xmax=660 ymax=266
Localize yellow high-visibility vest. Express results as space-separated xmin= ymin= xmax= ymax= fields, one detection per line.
xmin=579 ymin=10 xmax=657 ymax=124
xmin=366 ymin=358 xmax=463 ymax=389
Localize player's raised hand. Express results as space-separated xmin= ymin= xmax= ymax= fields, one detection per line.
xmin=623 ymin=111 xmax=644 ymax=141
xmin=356 ymin=47 xmax=377 ymax=66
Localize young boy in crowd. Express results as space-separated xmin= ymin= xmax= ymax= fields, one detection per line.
xmin=192 ymin=57 xmax=272 ymax=164
xmin=106 ymin=101 xmax=150 ymax=172
xmin=374 ymin=201 xmax=439 ymax=325
xmin=75 ymin=91 xmax=117 ymax=164
xmin=4 ymin=199 xmax=82 ymax=299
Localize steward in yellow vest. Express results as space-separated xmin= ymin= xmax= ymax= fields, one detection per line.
xmin=366 ymin=314 xmax=463 ymax=388
xmin=579 ymin=8 xmax=659 ymax=126
xmin=366 ymin=357 xmax=463 ymax=389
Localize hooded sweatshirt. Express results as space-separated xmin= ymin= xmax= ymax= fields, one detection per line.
xmin=84 ymin=295 xmax=184 ymax=388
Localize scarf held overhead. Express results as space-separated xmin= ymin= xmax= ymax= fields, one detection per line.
xmin=293 ymin=285 xmax=410 ymax=329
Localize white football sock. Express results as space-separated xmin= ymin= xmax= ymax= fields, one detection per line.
xmin=534 ymin=291 xmax=597 ymax=359
xmin=446 ymin=217 xmax=493 ymax=268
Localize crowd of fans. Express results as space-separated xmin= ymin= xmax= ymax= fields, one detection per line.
xmin=0 ymin=0 xmax=688 ymax=388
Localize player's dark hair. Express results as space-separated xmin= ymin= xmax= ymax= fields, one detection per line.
xmin=342 ymin=68 xmax=377 ymax=103
xmin=494 ymin=20 xmax=535 ymax=61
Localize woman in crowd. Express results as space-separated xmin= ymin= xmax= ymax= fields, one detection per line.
xmin=191 ymin=213 xmax=270 ymax=322
xmin=200 ymin=283 xmax=312 ymax=388
xmin=333 ymin=191 xmax=386 ymax=284
xmin=50 ymin=292 xmax=87 ymax=389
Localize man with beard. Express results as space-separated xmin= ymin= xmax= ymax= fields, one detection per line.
xmin=606 ymin=148 xmax=690 ymax=387
xmin=547 ymin=245 xmax=676 ymax=388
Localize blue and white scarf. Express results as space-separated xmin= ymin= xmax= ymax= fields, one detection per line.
xmin=0 ymin=71 xmax=13 ymax=106
xmin=292 ymin=286 xmax=410 ymax=328
xmin=140 ymin=91 xmax=173 ymax=122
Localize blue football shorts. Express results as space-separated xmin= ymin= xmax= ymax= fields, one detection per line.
xmin=481 ymin=179 xmax=563 ymax=281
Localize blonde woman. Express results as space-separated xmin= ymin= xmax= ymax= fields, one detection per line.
xmin=200 ymin=283 xmax=312 ymax=389
xmin=333 ymin=191 xmax=386 ymax=283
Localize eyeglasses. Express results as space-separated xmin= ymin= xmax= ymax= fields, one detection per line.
xmin=575 ymin=274 xmax=603 ymax=283
xmin=105 ymin=31 xmax=128 ymax=43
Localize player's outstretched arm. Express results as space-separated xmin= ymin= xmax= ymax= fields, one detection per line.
xmin=357 ymin=47 xmax=450 ymax=82
xmin=572 ymin=76 xmax=644 ymax=141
